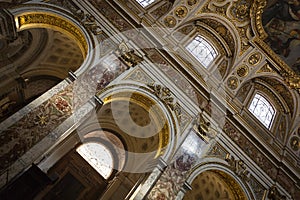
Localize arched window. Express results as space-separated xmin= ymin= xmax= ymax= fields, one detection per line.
xmin=248 ymin=93 xmax=276 ymax=129
xmin=136 ymin=0 xmax=155 ymax=7
xmin=186 ymin=35 xmax=218 ymax=68
xmin=76 ymin=142 xmax=114 ymax=179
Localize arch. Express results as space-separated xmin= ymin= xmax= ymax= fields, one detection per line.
xmin=9 ymin=4 xmax=97 ymax=76
xmin=186 ymin=160 xmax=254 ymax=200
xmin=76 ymin=142 xmax=115 ymax=179
xmin=182 ymin=13 xmax=240 ymax=59
xmin=96 ymin=83 xmax=179 ymax=165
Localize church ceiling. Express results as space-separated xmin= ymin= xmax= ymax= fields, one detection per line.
xmin=262 ymin=0 xmax=300 ymax=76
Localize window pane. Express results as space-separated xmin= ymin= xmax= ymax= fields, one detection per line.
xmin=136 ymin=0 xmax=155 ymax=7
xmin=248 ymin=94 xmax=276 ymax=129
xmin=186 ymin=36 xmax=217 ymax=68
xmin=77 ymin=143 xmax=113 ymax=179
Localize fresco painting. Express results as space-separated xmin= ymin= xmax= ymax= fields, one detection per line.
xmin=262 ymin=0 xmax=300 ymax=75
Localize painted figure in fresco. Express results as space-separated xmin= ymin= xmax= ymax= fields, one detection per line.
xmin=263 ymin=0 xmax=300 ymax=25
xmin=174 ymin=152 xmax=196 ymax=172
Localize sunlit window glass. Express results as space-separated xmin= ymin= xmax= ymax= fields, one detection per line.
xmin=248 ymin=93 xmax=276 ymax=129
xmin=186 ymin=35 xmax=217 ymax=68
xmin=77 ymin=143 xmax=113 ymax=179
xmin=136 ymin=0 xmax=155 ymax=7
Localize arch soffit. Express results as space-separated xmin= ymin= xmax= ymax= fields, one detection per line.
xmin=9 ymin=4 xmax=97 ymax=76
xmin=95 ymin=83 xmax=179 ymax=162
xmin=187 ymin=160 xmax=255 ymax=200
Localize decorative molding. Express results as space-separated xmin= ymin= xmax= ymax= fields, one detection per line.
xmin=225 ymin=154 xmax=251 ymax=182
xmin=76 ymin=11 xmax=102 ymax=35
xmin=250 ymin=0 xmax=267 ymax=39
xmin=147 ymin=84 xmax=176 ymax=110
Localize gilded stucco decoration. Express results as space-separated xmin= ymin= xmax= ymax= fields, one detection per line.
xmin=282 ymin=72 xmax=300 ymax=94
xmin=213 ymin=170 xmax=248 ymax=200
xmin=17 ymin=12 xmax=88 ymax=56
xmin=148 ymin=84 xmax=177 ymax=110
xmin=197 ymin=0 xmax=254 ymax=55
xmin=236 ymin=65 xmax=249 ymax=77
xmin=290 ymin=136 xmax=300 ymax=151
xmin=164 ymin=16 xmax=177 ymax=28
xmin=76 ymin=11 xmax=102 ymax=35
xmin=206 ymin=143 xmax=228 ymax=158
xmin=231 ymin=0 xmax=251 ymax=22
xmin=175 ymin=6 xmax=188 ymax=18
xmin=227 ymin=76 xmax=239 ymax=90
xmin=250 ymin=0 xmax=267 ymax=39
xmin=187 ymin=0 xmax=198 ymax=6
xmin=116 ymin=42 xmax=143 ymax=68
xmin=225 ymin=154 xmax=251 ymax=182
xmin=193 ymin=113 xmax=218 ymax=143
xmin=248 ymin=52 xmax=262 ymax=65
xmin=256 ymin=63 xmax=275 ymax=74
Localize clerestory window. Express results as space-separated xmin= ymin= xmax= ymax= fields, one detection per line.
xmin=186 ymin=35 xmax=217 ymax=68
xmin=136 ymin=0 xmax=155 ymax=7
xmin=248 ymin=93 xmax=276 ymax=129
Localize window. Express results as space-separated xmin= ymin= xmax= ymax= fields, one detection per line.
xmin=248 ymin=93 xmax=276 ymax=129
xmin=77 ymin=142 xmax=114 ymax=179
xmin=186 ymin=35 xmax=217 ymax=68
xmin=136 ymin=0 xmax=155 ymax=7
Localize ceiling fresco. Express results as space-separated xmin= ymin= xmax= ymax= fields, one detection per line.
xmin=262 ymin=0 xmax=300 ymax=75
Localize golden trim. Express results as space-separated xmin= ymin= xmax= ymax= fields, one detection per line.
xmin=253 ymin=37 xmax=300 ymax=93
xmin=17 ymin=12 xmax=88 ymax=56
xmin=175 ymin=6 xmax=188 ymax=18
xmin=250 ymin=0 xmax=267 ymax=40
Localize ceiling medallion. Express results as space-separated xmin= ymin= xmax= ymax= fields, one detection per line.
xmin=290 ymin=136 xmax=300 ymax=151
xmin=187 ymin=0 xmax=198 ymax=6
xmin=175 ymin=6 xmax=188 ymax=18
xmin=248 ymin=52 xmax=262 ymax=66
xmin=164 ymin=16 xmax=177 ymax=28
xmin=227 ymin=76 xmax=239 ymax=90
xmin=236 ymin=65 xmax=248 ymax=77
